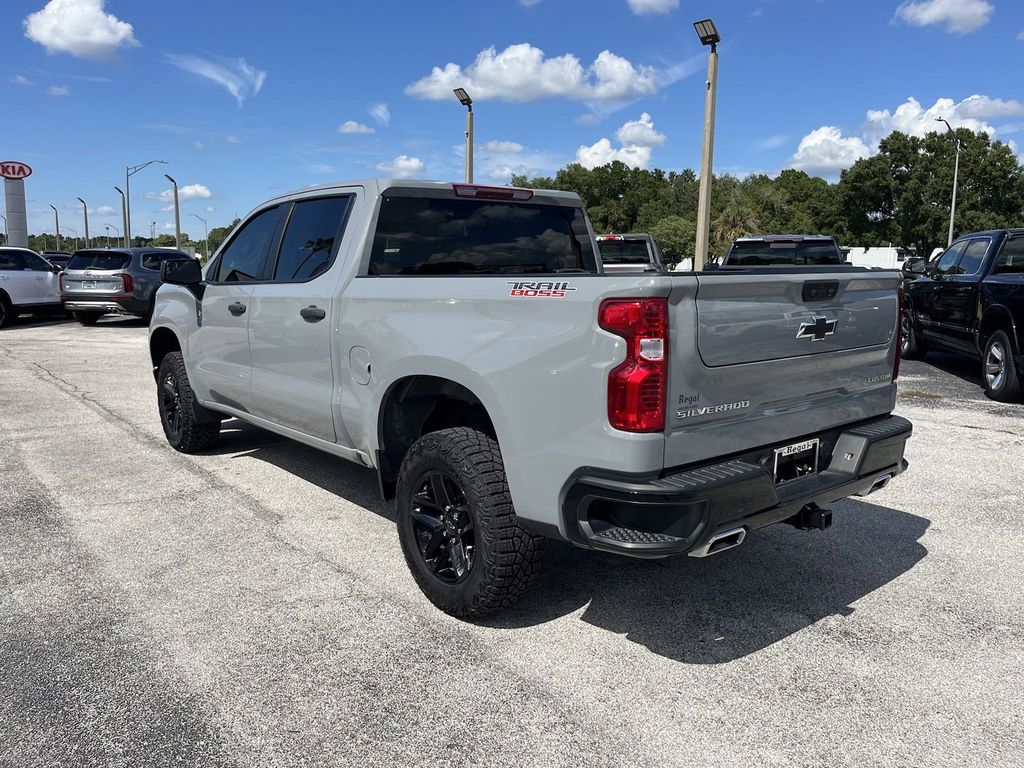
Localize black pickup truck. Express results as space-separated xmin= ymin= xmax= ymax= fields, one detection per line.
xmin=902 ymin=228 xmax=1024 ymax=401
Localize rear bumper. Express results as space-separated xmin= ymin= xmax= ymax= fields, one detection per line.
xmin=560 ymin=414 xmax=912 ymax=559
xmin=62 ymin=296 xmax=146 ymax=315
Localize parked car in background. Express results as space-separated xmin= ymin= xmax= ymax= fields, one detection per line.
xmin=61 ymin=247 xmax=192 ymax=325
xmin=902 ymin=229 xmax=1024 ymax=401
xmin=40 ymin=251 xmax=72 ymax=270
xmin=0 ymin=247 xmax=63 ymax=328
xmin=595 ymin=233 xmax=668 ymax=272
xmin=719 ymin=235 xmax=847 ymax=267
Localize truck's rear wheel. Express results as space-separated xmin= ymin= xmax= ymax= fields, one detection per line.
xmin=396 ymin=427 xmax=542 ymax=618
xmin=982 ymin=330 xmax=1022 ymax=402
xmin=157 ymin=351 xmax=221 ymax=452
xmin=901 ymin=306 xmax=928 ymax=359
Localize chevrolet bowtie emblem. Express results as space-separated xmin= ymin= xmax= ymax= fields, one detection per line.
xmin=796 ymin=315 xmax=838 ymax=342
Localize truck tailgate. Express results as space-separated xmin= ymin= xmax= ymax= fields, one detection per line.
xmin=665 ymin=270 xmax=900 ymax=469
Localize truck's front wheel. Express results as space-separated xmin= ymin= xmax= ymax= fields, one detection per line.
xmin=156 ymin=351 xmax=221 ymax=452
xmin=982 ymin=330 xmax=1023 ymax=402
xmin=396 ymin=427 xmax=543 ymax=619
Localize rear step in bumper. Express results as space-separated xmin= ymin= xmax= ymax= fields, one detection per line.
xmin=561 ymin=414 xmax=911 ymax=559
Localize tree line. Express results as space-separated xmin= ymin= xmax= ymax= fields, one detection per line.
xmin=512 ymin=128 xmax=1024 ymax=259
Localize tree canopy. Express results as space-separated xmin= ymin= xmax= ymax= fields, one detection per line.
xmin=513 ymin=129 xmax=1024 ymax=258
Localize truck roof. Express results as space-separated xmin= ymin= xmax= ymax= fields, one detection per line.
xmin=262 ymin=179 xmax=583 ymax=207
xmin=733 ymin=234 xmax=834 ymax=242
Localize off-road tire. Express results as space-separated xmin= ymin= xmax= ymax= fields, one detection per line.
xmin=156 ymin=351 xmax=221 ymax=452
xmin=396 ymin=427 xmax=543 ymax=619
xmin=73 ymin=311 xmax=100 ymax=326
xmin=901 ymin=305 xmax=928 ymax=360
xmin=982 ymin=330 xmax=1023 ymax=402
xmin=0 ymin=293 xmax=12 ymax=329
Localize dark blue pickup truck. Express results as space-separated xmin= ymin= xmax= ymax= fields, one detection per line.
xmin=902 ymin=228 xmax=1024 ymax=401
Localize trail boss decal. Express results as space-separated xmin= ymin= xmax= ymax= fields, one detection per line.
xmin=676 ymin=400 xmax=750 ymax=420
xmin=506 ymin=281 xmax=577 ymax=298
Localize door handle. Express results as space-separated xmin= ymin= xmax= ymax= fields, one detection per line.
xmin=300 ymin=305 xmax=326 ymax=323
xmin=228 ymin=302 xmax=247 ymax=316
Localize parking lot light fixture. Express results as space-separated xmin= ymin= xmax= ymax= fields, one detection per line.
xmin=76 ymin=197 xmax=90 ymax=248
xmin=190 ymin=213 xmax=209 ymax=262
xmin=49 ymin=204 xmax=61 ymax=251
xmin=935 ymin=117 xmax=960 ymax=247
xmin=453 ymin=88 xmax=474 ymax=183
xmin=125 ymin=159 xmax=167 ymax=246
xmin=693 ymin=17 xmax=721 ymax=271
xmin=165 ymin=174 xmax=181 ymax=249
xmin=114 ymin=187 xmax=128 ymax=247
xmin=1 ymin=214 xmax=7 ymax=243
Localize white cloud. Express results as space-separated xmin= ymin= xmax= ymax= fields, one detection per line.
xmin=23 ymin=0 xmax=139 ymax=59
xmin=166 ymin=54 xmax=266 ymax=105
xmin=789 ymin=94 xmax=1022 ymax=177
xmin=614 ymin=112 xmax=665 ymax=147
xmin=339 ymin=120 xmax=374 ymax=134
xmin=307 ymin=162 xmax=336 ymax=174
xmin=47 ymin=84 xmax=70 ymax=96
xmin=895 ymin=0 xmax=993 ymax=34
xmin=11 ymin=74 xmax=33 ymax=86
xmin=1018 ymin=31 xmax=1024 ymax=41
xmin=225 ymin=134 xmax=241 ymax=144
xmin=519 ymin=0 xmax=543 ymax=5
xmin=205 ymin=206 xmax=215 ymax=213
xmin=369 ymin=103 xmax=390 ymax=126
xmin=194 ymin=140 xmax=204 ymax=150
xmin=755 ymin=134 xmax=789 ymax=151
xmin=148 ymin=183 xmax=213 ymax=202
xmin=405 ymin=43 xmax=667 ymax=104
xmin=374 ymin=155 xmax=424 ymax=178
xmin=482 ymin=140 xmax=524 ymax=153
xmin=627 ymin=0 xmax=678 ymax=15
xmin=788 ymin=127 xmax=872 ymax=176
xmin=94 ymin=205 xmax=115 ymax=215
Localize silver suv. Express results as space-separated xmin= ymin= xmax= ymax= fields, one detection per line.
xmin=61 ymin=247 xmax=191 ymax=324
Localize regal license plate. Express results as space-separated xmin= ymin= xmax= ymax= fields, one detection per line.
xmin=773 ymin=438 xmax=819 ymax=484
xmin=82 ymin=280 xmax=96 ymax=289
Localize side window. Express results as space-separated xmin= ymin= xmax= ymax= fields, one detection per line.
xmin=993 ymin=237 xmax=1024 ymax=274
xmin=272 ymin=197 xmax=352 ymax=281
xmin=956 ymin=238 xmax=991 ymax=276
xmin=932 ymin=241 xmax=966 ymax=275
xmin=23 ymin=252 xmax=52 ymax=271
xmin=141 ymin=252 xmax=162 ymax=271
xmin=212 ymin=207 xmax=281 ymax=283
xmin=0 ymin=251 xmax=28 ymax=270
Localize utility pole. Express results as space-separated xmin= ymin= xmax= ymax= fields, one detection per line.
xmin=693 ymin=19 xmax=721 ymax=271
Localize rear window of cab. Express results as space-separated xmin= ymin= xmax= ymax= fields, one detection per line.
xmin=67 ymin=252 xmax=130 ymax=271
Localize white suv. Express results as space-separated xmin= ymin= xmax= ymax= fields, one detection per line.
xmin=0 ymin=247 xmax=63 ymax=328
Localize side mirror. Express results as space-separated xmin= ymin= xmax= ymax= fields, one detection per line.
xmin=50 ymin=263 xmax=62 ymax=273
xmin=161 ymin=257 xmax=202 ymax=286
xmin=901 ymin=258 xmax=926 ymax=277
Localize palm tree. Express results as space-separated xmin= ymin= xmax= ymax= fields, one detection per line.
xmin=713 ymin=200 xmax=761 ymax=248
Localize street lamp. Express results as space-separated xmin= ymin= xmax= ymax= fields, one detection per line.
xmin=692 ymin=17 xmax=721 ymax=271
xmin=104 ymin=224 xmax=111 ymax=248
xmin=49 ymin=204 xmax=61 ymax=251
xmin=164 ymin=174 xmax=181 ymax=249
xmin=105 ymin=223 xmax=120 ymax=248
xmin=1 ymin=214 xmax=6 ymax=244
xmin=936 ymin=117 xmax=961 ymax=247
xmin=76 ymin=197 xmax=90 ymax=248
xmin=125 ymin=159 xmax=167 ymax=246
xmin=65 ymin=226 xmax=79 ymax=252
xmin=114 ymin=186 xmax=128 ymax=247
xmin=190 ymin=213 xmax=209 ymax=262
xmin=453 ymin=87 xmax=474 ymax=183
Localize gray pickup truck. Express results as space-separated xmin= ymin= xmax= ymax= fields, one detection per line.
xmin=150 ymin=180 xmax=911 ymax=618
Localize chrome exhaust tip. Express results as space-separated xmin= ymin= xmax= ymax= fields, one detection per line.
xmin=688 ymin=527 xmax=746 ymax=558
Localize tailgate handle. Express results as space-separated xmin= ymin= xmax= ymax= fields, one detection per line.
xmin=802 ymin=280 xmax=839 ymax=302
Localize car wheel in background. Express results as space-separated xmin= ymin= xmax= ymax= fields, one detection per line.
xmin=0 ymin=294 xmax=12 ymax=328
xmin=900 ymin=306 xmax=928 ymax=360
xmin=156 ymin=351 xmax=222 ymax=452
xmin=396 ymin=427 xmax=543 ymax=619
xmin=982 ymin=330 xmax=1022 ymax=402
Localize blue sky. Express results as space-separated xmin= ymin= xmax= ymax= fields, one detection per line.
xmin=4 ymin=0 xmax=1023 ymax=238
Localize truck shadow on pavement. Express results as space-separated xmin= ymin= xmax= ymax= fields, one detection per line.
xmin=211 ymin=420 xmax=930 ymax=665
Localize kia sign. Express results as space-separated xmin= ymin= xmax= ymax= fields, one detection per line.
xmin=2 ymin=161 xmax=31 ymax=247
xmin=0 ymin=161 xmax=32 ymax=180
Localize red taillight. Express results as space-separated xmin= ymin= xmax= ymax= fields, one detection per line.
xmin=120 ymin=273 xmax=133 ymax=293
xmin=893 ymin=284 xmax=905 ymax=382
xmin=599 ymin=298 xmax=668 ymax=433
xmin=452 ymin=183 xmax=534 ymax=201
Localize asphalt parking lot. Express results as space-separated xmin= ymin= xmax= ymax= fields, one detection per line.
xmin=2 ymin=316 xmax=1022 ymax=768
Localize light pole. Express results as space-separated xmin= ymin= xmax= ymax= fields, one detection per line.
xmin=692 ymin=18 xmax=720 ymax=271
xmin=190 ymin=213 xmax=209 ymax=262
xmin=76 ymin=196 xmax=90 ymax=248
xmin=936 ymin=117 xmax=961 ymax=247
xmin=453 ymin=88 xmax=474 ymax=183
xmin=66 ymin=226 xmax=79 ymax=251
xmin=106 ymin=223 xmax=120 ymax=248
xmin=104 ymin=224 xmax=111 ymax=247
xmin=164 ymin=174 xmax=181 ymax=249
xmin=1 ymin=214 xmax=6 ymax=244
xmin=114 ymin=186 xmax=128 ymax=247
xmin=49 ymin=204 xmax=61 ymax=251
xmin=125 ymin=159 xmax=167 ymax=246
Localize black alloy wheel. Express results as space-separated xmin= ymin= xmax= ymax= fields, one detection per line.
xmin=160 ymin=369 xmax=184 ymax=443
xmin=410 ymin=471 xmax=476 ymax=584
